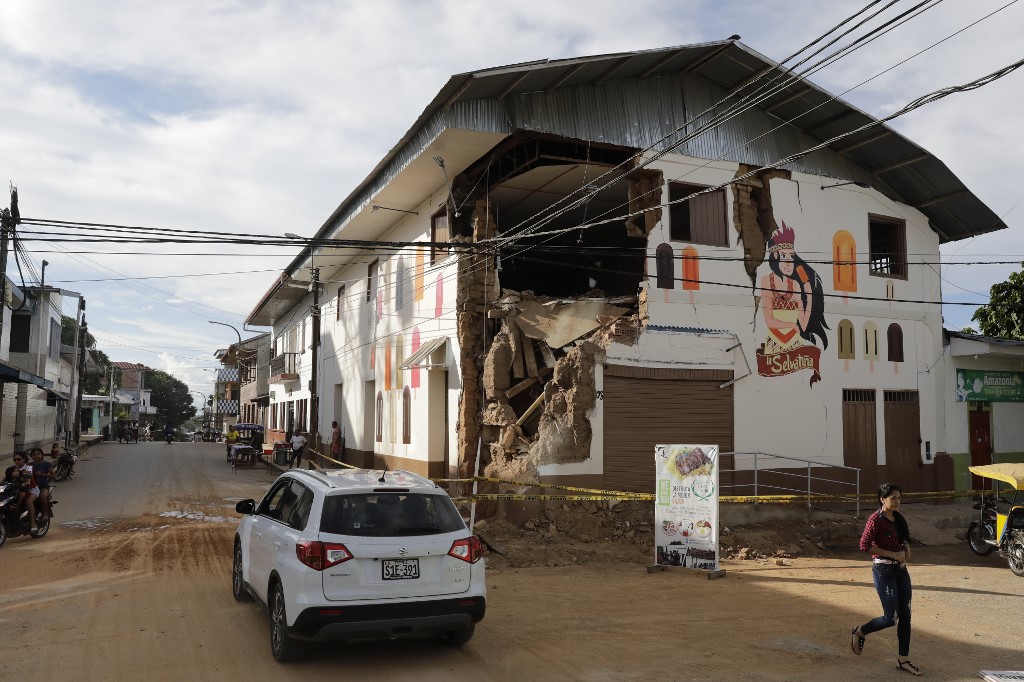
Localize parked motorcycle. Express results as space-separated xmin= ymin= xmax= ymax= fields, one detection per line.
xmin=52 ymin=448 xmax=79 ymax=482
xmin=968 ymin=464 xmax=1024 ymax=577
xmin=0 ymin=480 xmax=55 ymax=547
xmin=967 ymin=492 xmax=1006 ymax=556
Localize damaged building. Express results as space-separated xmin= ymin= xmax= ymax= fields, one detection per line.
xmin=245 ymin=41 xmax=1006 ymax=499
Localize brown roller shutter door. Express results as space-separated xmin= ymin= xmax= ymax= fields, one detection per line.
xmin=603 ymin=366 xmax=734 ymax=493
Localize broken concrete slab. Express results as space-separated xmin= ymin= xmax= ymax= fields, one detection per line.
xmin=516 ymin=299 xmax=629 ymax=349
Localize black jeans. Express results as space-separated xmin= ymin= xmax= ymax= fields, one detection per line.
xmin=860 ymin=562 xmax=912 ymax=657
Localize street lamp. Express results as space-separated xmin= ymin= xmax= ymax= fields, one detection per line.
xmin=282 ymin=233 xmax=321 ymax=446
xmin=209 ymin=320 xmax=241 ymax=429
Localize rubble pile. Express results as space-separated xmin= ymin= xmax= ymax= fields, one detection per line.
xmin=474 ymin=501 xmax=865 ymax=568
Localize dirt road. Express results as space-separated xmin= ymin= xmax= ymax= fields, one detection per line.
xmin=1 ymin=443 xmax=1021 ymax=681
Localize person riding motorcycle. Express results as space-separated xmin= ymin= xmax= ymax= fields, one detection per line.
xmin=4 ymin=452 xmax=40 ymax=536
xmin=163 ymin=422 xmax=175 ymax=443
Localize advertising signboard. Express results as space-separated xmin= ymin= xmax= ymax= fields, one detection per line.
xmin=955 ymin=369 xmax=1024 ymax=402
xmin=653 ymin=444 xmax=724 ymax=577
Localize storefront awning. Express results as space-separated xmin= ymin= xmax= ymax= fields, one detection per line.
xmin=399 ymin=336 xmax=448 ymax=370
xmin=0 ymin=361 xmax=52 ymax=388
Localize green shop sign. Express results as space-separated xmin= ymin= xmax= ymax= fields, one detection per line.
xmin=955 ymin=369 xmax=1024 ymax=402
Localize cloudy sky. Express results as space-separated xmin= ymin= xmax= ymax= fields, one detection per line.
xmin=1 ymin=0 xmax=1022 ymax=402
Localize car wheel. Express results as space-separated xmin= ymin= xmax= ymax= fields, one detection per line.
xmin=270 ymin=582 xmax=306 ymax=662
xmin=232 ymin=543 xmax=252 ymax=602
xmin=440 ymin=623 xmax=475 ymax=646
xmin=967 ymin=521 xmax=995 ymax=556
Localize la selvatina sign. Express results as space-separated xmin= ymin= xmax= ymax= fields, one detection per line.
xmin=651 ymin=444 xmax=725 ymax=579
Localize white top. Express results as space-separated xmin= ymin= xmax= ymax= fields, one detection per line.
xmin=290 ymin=434 xmax=307 ymax=449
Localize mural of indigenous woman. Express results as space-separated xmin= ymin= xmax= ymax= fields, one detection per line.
xmin=757 ymin=221 xmax=829 ymax=386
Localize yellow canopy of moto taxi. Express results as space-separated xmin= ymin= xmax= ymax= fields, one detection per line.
xmin=968 ymin=463 xmax=1024 ymax=490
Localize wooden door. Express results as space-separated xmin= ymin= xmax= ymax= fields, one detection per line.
xmin=969 ymin=409 xmax=992 ymax=491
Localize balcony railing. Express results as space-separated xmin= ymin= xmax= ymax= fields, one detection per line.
xmin=269 ymin=353 xmax=299 ymax=384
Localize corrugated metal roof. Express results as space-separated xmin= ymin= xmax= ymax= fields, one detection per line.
xmin=252 ymin=40 xmax=1004 ymax=323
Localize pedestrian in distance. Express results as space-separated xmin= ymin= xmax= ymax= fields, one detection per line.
xmin=289 ymin=431 xmax=307 ymax=469
xmin=330 ymin=420 xmax=341 ymax=460
xmin=49 ymin=442 xmax=61 ymax=459
xmin=850 ymin=482 xmax=922 ymax=676
xmin=225 ymin=425 xmax=239 ymax=460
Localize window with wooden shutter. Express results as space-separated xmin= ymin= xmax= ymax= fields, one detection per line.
xmin=669 ymin=183 xmax=728 ymax=247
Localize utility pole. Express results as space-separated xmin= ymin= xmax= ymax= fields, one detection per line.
xmin=0 ymin=187 xmax=17 ymax=345
xmin=73 ymin=314 xmax=87 ymax=445
xmin=310 ymin=265 xmax=321 ymax=447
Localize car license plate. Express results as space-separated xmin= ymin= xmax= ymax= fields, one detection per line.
xmin=382 ymin=558 xmax=420 ymax=580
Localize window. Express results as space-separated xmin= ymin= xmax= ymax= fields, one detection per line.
xmin=837 ymin=320 xmax=855 ymax=360
xmin=668 ymin=183 xmax=728 ymax=247
xmin=336 ymin=285 xmax=345 ymax=321
xmin=300 ymin=317 xmax=306 ymax=353
xmin=655 ymin=243 xmax=674 ymax=289
xmin=431 ymin=208 xmax=450 ymax=264
xmin=869 ymin=215 xmax=907 ymax=279
xmin=375 ymin=391 xmax=383 ymax=442
xmin=367 ymin=259 xmax=378 ymax=303
xmin=887 ymin=324 xmax=904 ymax=362
xmin=10 ymin=314 xmax=30 ymax=353
xmin=48 ymin=318 xmax=61 ymax=359
xmin=319 ymin=493 xmax=465 ymax=537
xmin=403 ymin=386 xmax=412 ymax=444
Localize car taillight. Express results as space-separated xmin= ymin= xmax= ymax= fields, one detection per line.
xmin=295 ymin=541 xmax=352 ymax=571
xmin=448 ymin=536 xmax=483 ymax=563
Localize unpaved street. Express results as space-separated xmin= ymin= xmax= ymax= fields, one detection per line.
xmin=1 ymin=442 xmax=1021 ymax=681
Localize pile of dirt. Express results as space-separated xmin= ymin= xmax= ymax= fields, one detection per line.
xmin=476 ymin=501 xmax=865 ymax=568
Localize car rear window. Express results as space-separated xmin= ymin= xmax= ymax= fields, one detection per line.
xmin=319 ymin=492 xmax=466 ymax=537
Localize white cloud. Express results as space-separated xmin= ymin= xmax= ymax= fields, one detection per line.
xmin=2 ymin=0 xmax=1022 ymax=375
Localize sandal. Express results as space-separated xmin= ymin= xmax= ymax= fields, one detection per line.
xmin=850 ymin=627 xmax=864 ymax=656
xmin=897 ymin=659 xmax=922 ymax=676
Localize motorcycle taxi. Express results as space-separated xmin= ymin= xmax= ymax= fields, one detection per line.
xmin=967 ymin=463 xmax=1024 ymax=577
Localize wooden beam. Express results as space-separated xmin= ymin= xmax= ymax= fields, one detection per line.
xmin=638 ymin=48 xmax=685 ymax=79
xmin=506 ymin=376 xmax=538 ymax=399
xmin=496 ymin=71 xmax=531 ymax=99
xmin=834 ymin=129 xmax=890 ymax=154
xmin=507 ymin=318 xmax=525 ymax=379
xmin=523 ymin=336 xmax=540 ymax=378
xmin=914 ymin=189 xmax=970 ymax=209
xmin=764 ymin=86 xmax=814 ymax=112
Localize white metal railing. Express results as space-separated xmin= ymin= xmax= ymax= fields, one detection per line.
xmin=720 ymin=451 xmax=862 ymax=516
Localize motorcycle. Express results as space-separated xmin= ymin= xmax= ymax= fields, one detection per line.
xmin=52 ymin=448 xmax=79 ymax=482
xmin=165 ymin=431 xmax=174 ymax=444
xmin=0 ymin=480 xmax=55 ymax=547
xmin=967 ymin=492 xmax=1007 ymax=556
xmin=968 ymin=463 xmax=1024 ymax=577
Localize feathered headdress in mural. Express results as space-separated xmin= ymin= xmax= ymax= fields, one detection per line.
xmin=768 ymin=221 xmax=796 ymax=254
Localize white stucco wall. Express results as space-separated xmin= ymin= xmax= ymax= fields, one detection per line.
xmin=569 ymin=157 xmax=944 ymax=473
xmin=277 ymin=184 xmax=463 ymax=469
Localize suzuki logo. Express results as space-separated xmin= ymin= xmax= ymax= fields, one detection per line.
xmin=398 ymin=547 xmax=408 ymax=557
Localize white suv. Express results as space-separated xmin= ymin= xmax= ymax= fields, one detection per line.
xmin=232 ymin=469 xmax=486 ymax=661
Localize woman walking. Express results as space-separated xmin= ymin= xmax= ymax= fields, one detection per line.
xmin=851 ymin=483 xmax=922 ymax=676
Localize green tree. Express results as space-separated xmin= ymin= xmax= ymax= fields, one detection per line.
xmin=146 ymin=369 xmax=196 ymax=426
xmin=62 ymin=315 xmax=111 ymax=393
xmin=971 ymin=266 xmax=1024 ymax=338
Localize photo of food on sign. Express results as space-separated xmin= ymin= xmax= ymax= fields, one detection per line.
xmin=668 ymin=446 xmax=714 ymax=480
xmin=694 ymin=520 xmax=712 ymax=538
